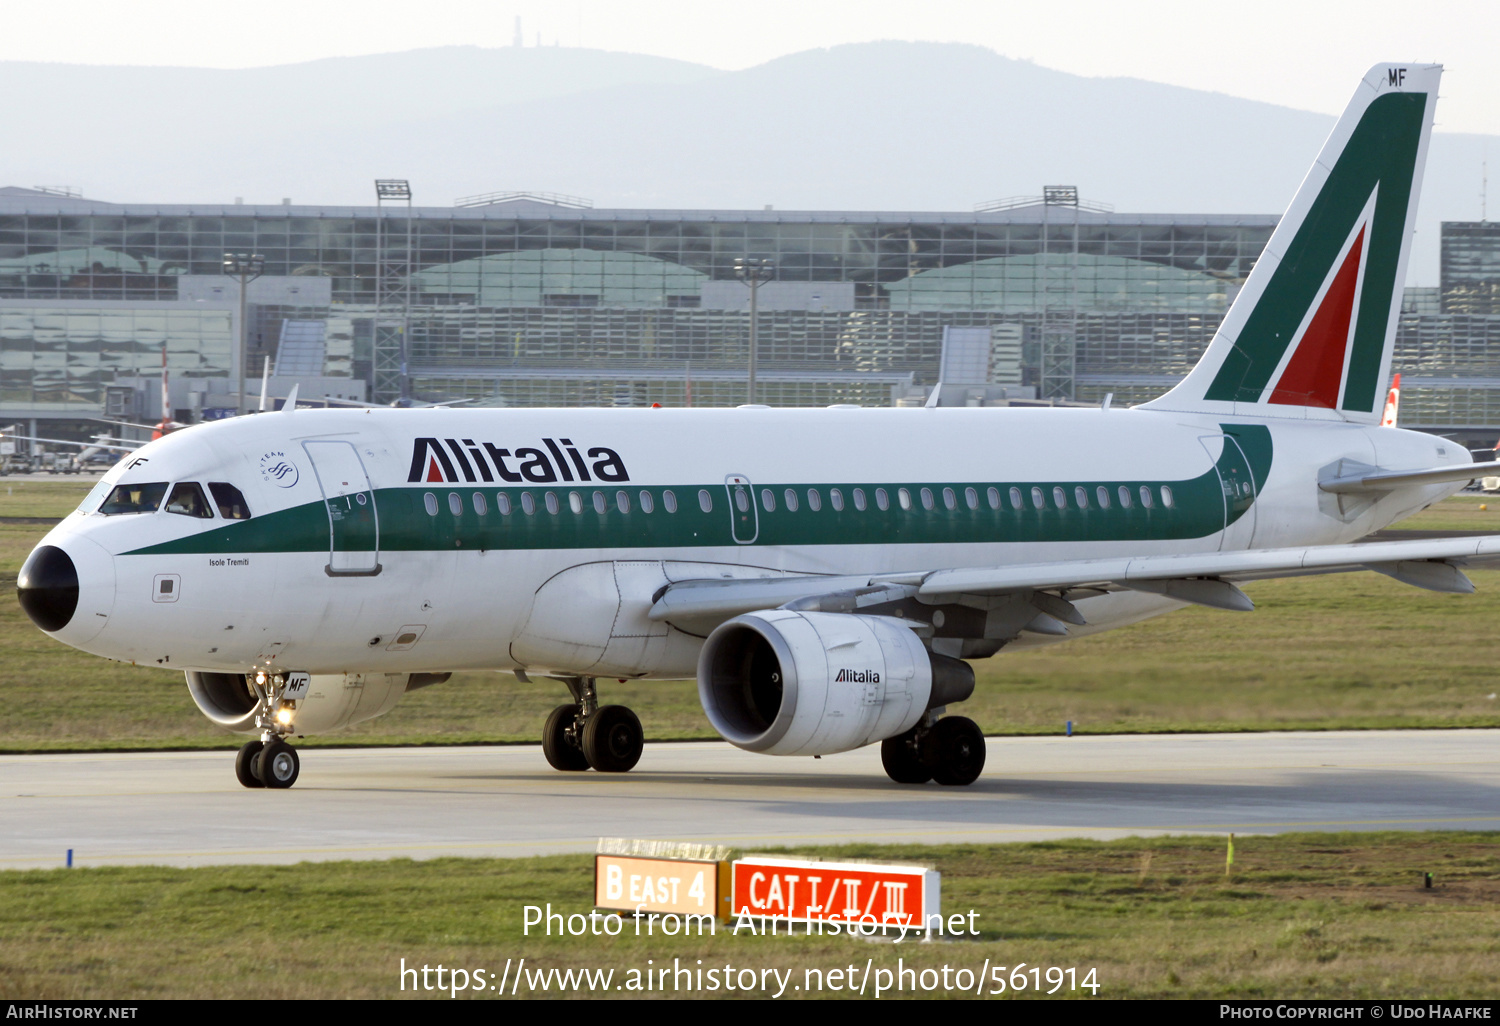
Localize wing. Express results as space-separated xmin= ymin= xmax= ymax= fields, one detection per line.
xmin=649 ymin=533 xmax=1500 ymax=639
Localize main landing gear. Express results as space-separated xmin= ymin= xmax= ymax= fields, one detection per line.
xmin=542 ymin=676 xmax=644 ymax=774
xmin=880 ymin=712 xmax=986 ymax=786
xmin=234 ymin=671 xmax=302 ymax=789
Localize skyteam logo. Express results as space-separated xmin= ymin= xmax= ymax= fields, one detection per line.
xmin=258 ymin=451 xmax=300 ymax=488
xmin=407 ymin=437 xmax=629 ymax=485
xmin=834 ymin=668 xmax=880 ymax=684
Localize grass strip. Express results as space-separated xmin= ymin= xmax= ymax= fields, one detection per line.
xmin=1 ymin=832 xmax=1497 ymax=999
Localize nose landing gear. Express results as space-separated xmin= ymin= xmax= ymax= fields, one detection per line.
xmin=233 ymin=671 xmax=303 ymax=789
xmin=541 ymin=676 xmax=644 ymax=773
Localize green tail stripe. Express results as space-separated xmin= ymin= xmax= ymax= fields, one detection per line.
xmin=1204 ymin=92 xmax=1426 ymax=410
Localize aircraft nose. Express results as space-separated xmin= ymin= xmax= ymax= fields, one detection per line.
xmin=17 ymin=544 xmax=79 ymax=632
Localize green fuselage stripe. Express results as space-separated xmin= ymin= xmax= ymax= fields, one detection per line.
xmin=123 ymin=426 xmax=1271 ymax=557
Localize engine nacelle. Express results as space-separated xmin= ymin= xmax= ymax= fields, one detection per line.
xmin=697 ymin=610 xmax=973 ymax=756
xmin=185 ymin=671 xmax=448 ymax=735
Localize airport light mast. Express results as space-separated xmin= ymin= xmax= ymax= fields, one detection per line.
xmin=734 ymin=257 xmax=774 ymax=405
xmin=221 ymin=252 xmax=265 ymax=416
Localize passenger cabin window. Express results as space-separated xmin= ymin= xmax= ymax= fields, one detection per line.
xmin=1139 ymin=485 xmax=1155 ymax=509
xmin=1096 ymin=486 xmax=1111 ymax=509
xmin=98 ymin=482 xmax=168 ymax=515
xmin=984 ymin=487 xmax=998 ymax=510
xmin=1052 ymin=486 xmax=1067 ymax=509
xmin=875 ymin=488 xmax=890 ymax=511
xmin=1009 ymin=487 xmax=1023 ymax=509
xmin=1075 ymin=486 xmax=1090 ymax=509
xmin=897 ymin=488 xmax=912 ymax=511
xmin=448 ymin=492 xmax=463 ymax=516
xmin=568 ymin=491 xmax=584 ymax=514
xmin=830 ymin=488 xmax=844 ymax=511
xmin=663 ymin=490 xmax=678 ymax=513
xmin=853 ymin=488 xmax=867 ymax=511
xmin=1030 ymin=487 xmax=1045 ymax=510
xmin=1161 ymin=485 xmax=1175 ymax=508
xmin=208 ymin=482 xmax=251 ymax=520
xmin=1118 ymin=485 xmax=1133 ymax=509
xmin=806 ymin=489 xmax=821 ymax=512
xmin=919 ymin=487 xmax=934 ymax=510
xmin=423 ymin=492 xmax=439 ymax=516
xmin=761 ymin=489 xmax=776 ymax=512
xmin=165 ymin=482 xmax=213 ymax=518
xmin=697 ymin=489 xmax=713 ymax=513
xmin=593 ymin=491 xmax=607 ymax=514
xmin=783 ymin=488 xmax=799 ymax=512
xmin=639 ymin=490 xmax=655 ymax=513
xmin=497 ymin=493 xmax=512 ymax=515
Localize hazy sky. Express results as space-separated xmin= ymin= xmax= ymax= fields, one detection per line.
xmin=3 ymin=0 xmax=1496 ymax=135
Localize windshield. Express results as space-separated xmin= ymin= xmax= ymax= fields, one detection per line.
xmin=97 ymin=482 xmax=168 ymax=515
xmin=77 ymin=479 xmax=112 ymax=514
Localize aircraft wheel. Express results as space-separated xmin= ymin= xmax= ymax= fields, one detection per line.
xmin=235 ymin=740 xmax=265 ymax=789
xmin=924 ymin=716 xmax=986 ymax=786
xmin=256 ymin=739 xmax=300 ymax=789
xmin=881 ymin=729 xmax=932 ymax=784
xmin=542 ymin=704 xmax=590 ymax=771
xmin=582 ymin=705 xmax=643 ymax=773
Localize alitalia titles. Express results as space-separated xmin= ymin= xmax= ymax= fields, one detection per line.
xmin=409 ymin=437 xmax=629 ymax=485
xmin=834 ymin=668 xmax=880 ymax=683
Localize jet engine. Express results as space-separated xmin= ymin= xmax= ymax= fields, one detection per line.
xmin=185 ymin=671 xmax=449 ymax=735
xmin=697 ymin=610 xmax=973 ymax=756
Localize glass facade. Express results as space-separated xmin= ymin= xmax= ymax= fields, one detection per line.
xmin=0 ymin=303 xmax=233 ymax=411
xmin=3 ymin=189 xmax=1500 ymax=438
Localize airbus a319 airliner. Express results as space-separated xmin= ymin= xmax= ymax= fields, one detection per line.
xmin=19 ymin=64 xmax=1500 ymax=789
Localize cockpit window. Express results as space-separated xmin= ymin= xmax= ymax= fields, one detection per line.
xmin=98 ymin=482 xmax=169 ymax=515
xmin=164 ymin=482 xmax=213 ymax=518
xmin=209 ymin=482 xmax=252 ymax=520
xmin=77 ymin=479 xmax=112 ymax=514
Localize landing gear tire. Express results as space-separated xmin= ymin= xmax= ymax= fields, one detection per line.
xmin=255 ymin=738 xmax=300 ymax=788
xmin=923 ymin=716 xmax=986 ymax=786
xmin=582 ymin=705 xmax=643 ymax=773
xmin=543 ymin=704 xmax=591 ymax=771
xmin=235 ymin=740 xmax=266 ymax=789
xmin=881 ymin=729 xmax=932 ymax=784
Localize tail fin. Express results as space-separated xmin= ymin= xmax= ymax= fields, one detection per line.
xmin=1142 ymin=64 xmax=1440 ymax=423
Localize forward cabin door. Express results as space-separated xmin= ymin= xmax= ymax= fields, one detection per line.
xmin=302 ymin=440 xmax=382 ymax=576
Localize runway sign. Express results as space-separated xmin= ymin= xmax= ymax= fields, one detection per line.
xmin=594 ymin=854 xmax=731 ymax=919
xmin=731 ymin=856 xmax=939 ymax=928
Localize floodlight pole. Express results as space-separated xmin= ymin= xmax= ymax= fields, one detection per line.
xmin=222 ymin=252 xmax=265 ymax=416
xmin=734 ymin=258 xmax=774 ymax=404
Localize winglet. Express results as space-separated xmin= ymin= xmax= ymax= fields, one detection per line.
xmin=282 ymin=384 xmax=299 ymax=414
xmin=924 ymin=383 xmax=942 ymax=409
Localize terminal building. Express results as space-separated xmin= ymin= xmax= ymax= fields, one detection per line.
xmin=2 ymin=183 xmax=1499 ymax=445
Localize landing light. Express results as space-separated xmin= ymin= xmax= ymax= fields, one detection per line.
xmin=275 ymin=708 xmax=294 ymax=726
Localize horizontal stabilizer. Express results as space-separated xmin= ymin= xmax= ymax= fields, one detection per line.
xmin=1320 ymin=460 xmax=1500 ymax=494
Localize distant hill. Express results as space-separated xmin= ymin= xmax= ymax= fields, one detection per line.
xmin=1 ymin=42 xmax=1490 ymax=284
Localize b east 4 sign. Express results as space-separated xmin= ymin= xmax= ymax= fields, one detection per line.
xmin=731 ymin=856 xmax=940 ymax=931
xmin=594 ymin=854 xmax=732 ymax=919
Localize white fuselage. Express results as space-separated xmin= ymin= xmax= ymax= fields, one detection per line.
xmin=34 ymin=404 xmax=1467 ymax=679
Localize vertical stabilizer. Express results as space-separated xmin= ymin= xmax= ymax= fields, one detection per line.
xmin=1142 ymin=64 xmax=1440 ymax=423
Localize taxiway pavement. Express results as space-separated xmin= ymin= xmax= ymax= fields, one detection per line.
xmin=3 ymin=729 xmax=1497 ymax=869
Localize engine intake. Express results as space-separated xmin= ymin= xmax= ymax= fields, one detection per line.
xmin=698 ymin=610 xmax=973 ymax=756
xmin=185 ymin=671 xmax=447 ymax=735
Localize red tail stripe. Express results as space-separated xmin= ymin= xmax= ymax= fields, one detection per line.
xmin=1269 ymin=226 xmax=1366 ymax=410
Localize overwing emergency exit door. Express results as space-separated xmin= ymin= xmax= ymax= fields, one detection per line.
xmin=302 ymin=440 xmax=382 ymax=576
